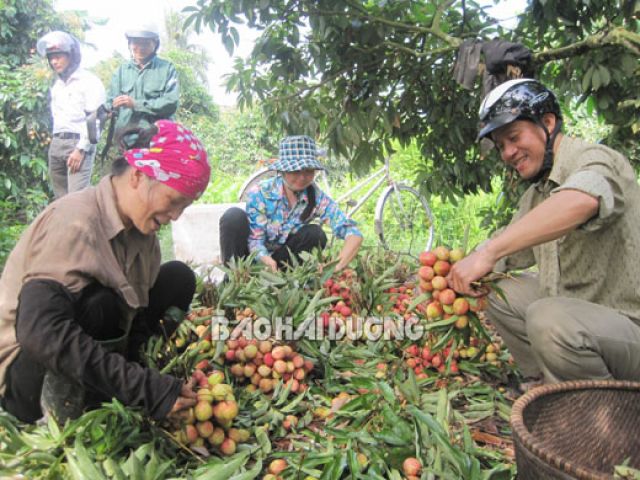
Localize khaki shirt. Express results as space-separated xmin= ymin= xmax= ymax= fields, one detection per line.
xmin=0 ymin=177 xmax=160 ymax=394
xmin=502 ymin=136 xmax=640 ymax=324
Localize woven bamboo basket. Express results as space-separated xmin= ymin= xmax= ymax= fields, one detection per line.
xmin=510 ymin=380 xmax=640 ymax=479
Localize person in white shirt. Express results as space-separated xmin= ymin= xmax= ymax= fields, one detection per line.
xmin=36 ymin=31 xmax=106 ymax=198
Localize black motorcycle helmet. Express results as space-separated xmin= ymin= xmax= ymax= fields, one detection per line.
xmin=477 ymin=79 xmax=563 ymax=181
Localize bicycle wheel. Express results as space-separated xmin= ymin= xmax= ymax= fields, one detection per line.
xmin=374 ymin=184 xmax=435 ymax=257
xmin=238 ymin=168 xmax=277 ymax=202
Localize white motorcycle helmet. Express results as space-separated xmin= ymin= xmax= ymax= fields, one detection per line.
xmin=125 ymin=22 xmax=160 ymax=52
xmin=36 ymin=31 xmax=82 ymax=76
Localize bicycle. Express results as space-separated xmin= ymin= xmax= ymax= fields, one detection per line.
xmin=238 ymin=156 xmax=435 ymax=257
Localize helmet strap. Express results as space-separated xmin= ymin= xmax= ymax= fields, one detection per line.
xmin=529 ymin=117 xmax=562 ymax=183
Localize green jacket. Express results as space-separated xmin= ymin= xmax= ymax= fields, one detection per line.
xmin=106 ymin=55 xmax=179 ymax=135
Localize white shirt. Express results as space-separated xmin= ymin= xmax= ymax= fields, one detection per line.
xmin=50 ymin=68 xmax=106 ymax=151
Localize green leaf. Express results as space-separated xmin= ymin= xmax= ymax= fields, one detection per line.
xmin=374 ymin=430 xmax=411 ymax=446
xmin=582 ymin=65 xmax=594 ymax=92
xmin=376 ymin=381 xmax=396 ymax=404
xmin=222 ymin=34 xmax=235 ymax=56
xmin=397 ymin=370 xmax=421 ymax=405
xmin=65 ymin=438 xmax=107 ymax=480
xmin=255 ymin=425 xmax=272 ymax=456
xmin=228 ymin=456 xmax=263 ymax=480
xmin=103 ymin=457 xmax=127 ymax=480
xmin=597 ymin=65 xmax=610 ymax=87
xmin=122 ymin=448 xmax=144 ymax=480
xmin=592 ymin=68 xmax=601 ymax=90
xmin=194 ymin=450 xmax=251 ymax=480
xmin=406 ymin=292 xmax=431 ymax=312
xmin=423 ymin=316 xmax=458 ymax=330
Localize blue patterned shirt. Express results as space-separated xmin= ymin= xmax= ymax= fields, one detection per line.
xmin=245 ymin=176 xmax=362 ymax=259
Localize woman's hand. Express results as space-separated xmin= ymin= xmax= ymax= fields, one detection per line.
xmin=260 ymin=255 xmax=278 ymax=272
xmin=168 ymin=380 xmax=197 ymax=417
xmin=335 ymin=235 xmax=363 ymax=271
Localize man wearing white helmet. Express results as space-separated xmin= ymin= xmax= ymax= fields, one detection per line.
xmin=36 ymin=31 xmax=106 ymax=198
xmin=448 ymin=79 xmax=640 ymax=389
xmin=105 ymin=22 xmax=179 ymax=147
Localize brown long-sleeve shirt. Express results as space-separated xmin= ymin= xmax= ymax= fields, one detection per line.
xmin=0 ymin=177 xmax=181 ymax=418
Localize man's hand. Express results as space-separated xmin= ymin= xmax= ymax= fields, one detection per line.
xmin=168 ymin=380 xmax=197 ymax=417
xmin=67 ymin=149 xmax=85 ymax=173
xmin=260 ymin=255 xmax=278 ymax=272
xmin=447 ymin=249 xmax=496 ymax=297
xmin=112 ymin=95 xmax=135 ymax=109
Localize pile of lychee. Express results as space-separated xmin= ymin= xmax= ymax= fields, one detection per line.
xmin=173 ymin=368 xmax=248 ymax=456
xmin=223 ymin=336 xmax=314 ymax=395
xmin=320 ymin=269 xmax=357 ymax=329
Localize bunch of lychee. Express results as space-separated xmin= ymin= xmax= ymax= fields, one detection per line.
xmin=173 ymin=307 xmax=214 ymax=350
xmin=402 ymin=457 xmax=422 ymax=480
xmin=185 ymin=306 xmax=214 ymax=322
xmin=385 ymin=284 xmax=417 ymax=319
xmin=404 ymin=342 xmax=459 ymax=378
xmin=457 ymin=341 xmax=502 ymax=367
xmin=417 ymin=246 xmax=487 ymax=327
xmin=264 ymin=459 xmax=288 ymax=479
xmin=223 ymin=336 xmax=314 ymax=396
xmin=173 ymin=369 xmax=248 ymax=456
xmin=321 ymin=270 xmax=357 ymax=327
xmin=177 ymin=307 xmax=260 ymax=358
xmin=234 ymin=306 xmax=258 ymax=323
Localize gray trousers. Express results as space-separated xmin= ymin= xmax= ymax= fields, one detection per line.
xmin=48 ymin=137 xmax=96 ymax=199
xmin=487 ymin=273 xmax=640 ymax=383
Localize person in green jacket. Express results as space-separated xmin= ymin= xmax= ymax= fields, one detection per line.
xmin=105 ymin=22 xmax=179 ymax=149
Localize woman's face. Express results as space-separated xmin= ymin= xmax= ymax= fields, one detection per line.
xmin=283 ymin=169 xmax=316 ymax=192
xmin=127 ymin=172 xmax=192 ymax=235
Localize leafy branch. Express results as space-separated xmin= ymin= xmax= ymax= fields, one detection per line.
xmin=533 ymin=26 xmax=640 ymax=63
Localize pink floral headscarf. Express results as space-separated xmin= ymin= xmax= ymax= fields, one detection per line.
xmin=124 ymin=120 xmax=211 ymax=199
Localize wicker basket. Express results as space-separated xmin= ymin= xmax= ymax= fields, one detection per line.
xmin=511 ymin=380 xmax=640 ymax=479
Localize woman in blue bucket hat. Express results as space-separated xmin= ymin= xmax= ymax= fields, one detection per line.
xmin=220 ymin=135 xmax=363 ymax=272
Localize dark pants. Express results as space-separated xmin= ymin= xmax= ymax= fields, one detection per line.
xmin=219 ymin=207 xmax=327 ymax=267
xmin=2 ymin=261 xmax=195 ymax=423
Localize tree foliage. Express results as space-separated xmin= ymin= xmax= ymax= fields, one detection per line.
xmin=164 ymin=10 xmax=211 ymax=84
xmin=185 ymin=0 xmax=639 ymax=200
